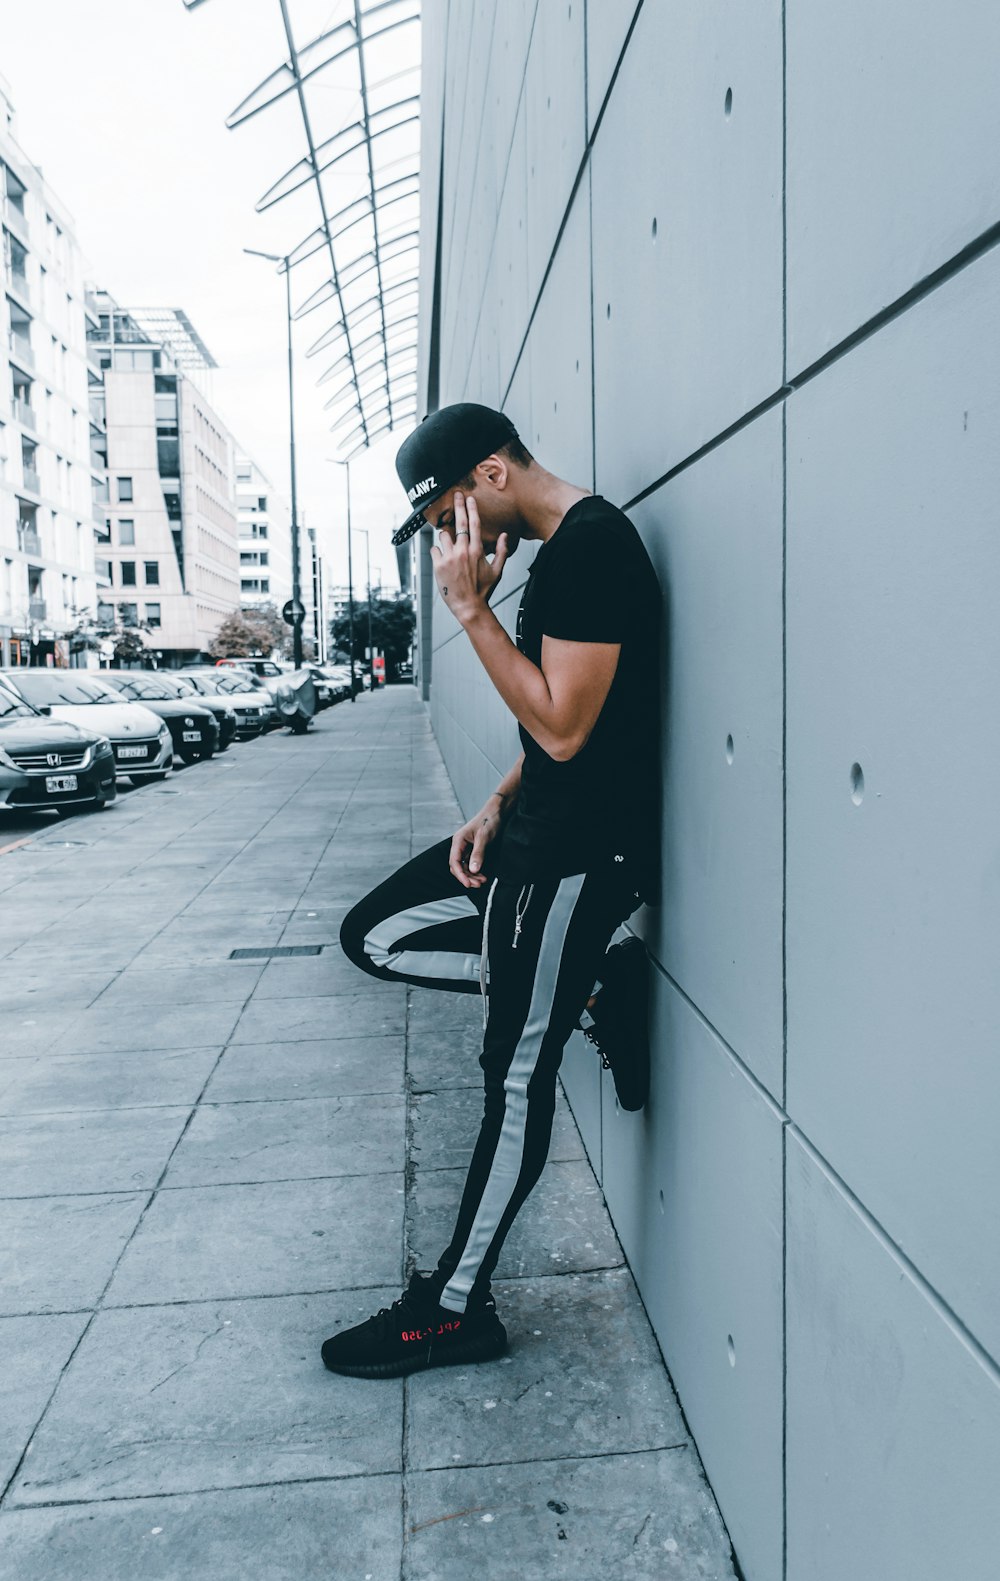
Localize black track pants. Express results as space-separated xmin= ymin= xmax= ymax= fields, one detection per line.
xmin=340 ymin=835 xmax=642 ymax=1313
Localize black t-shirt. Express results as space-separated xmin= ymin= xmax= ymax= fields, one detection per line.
xmin=497 ymin=494 xmax=662 ymax=901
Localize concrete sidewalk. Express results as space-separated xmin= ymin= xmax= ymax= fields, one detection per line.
xmin=0 ymin=686 xmax=736 ymax=1580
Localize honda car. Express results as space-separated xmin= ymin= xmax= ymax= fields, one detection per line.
xmin=0 ymin=681 xmax=117 ymax=816
xmin=0 ymin=669 xmax=173 ymax=783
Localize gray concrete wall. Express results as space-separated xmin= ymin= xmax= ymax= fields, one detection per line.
xmin=415 ymin=5 xmax=1000 ymax=1577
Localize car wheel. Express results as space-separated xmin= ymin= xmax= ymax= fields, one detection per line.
xmin=196 ymin=746 xmax=214 ymax=761
xmin=289 ymin=716 xmax=311 ymax=734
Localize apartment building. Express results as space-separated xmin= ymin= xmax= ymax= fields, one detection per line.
xmin=235 ymin=453 xmax=291 ymax=611
xmin=88 ymin=293 xmax=241 ymax=665
xmin=0 ymin=76 xmax=102 ymax=668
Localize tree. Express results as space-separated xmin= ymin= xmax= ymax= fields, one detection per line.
xmin=208 ymin=604 xmax=289 ymax=660
xmin=330 ymin=596 xmax=415 ymax=677
xmin=113 ymin=628 xmax=148 ymax=664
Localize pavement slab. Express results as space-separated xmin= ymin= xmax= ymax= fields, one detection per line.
xmin=0 ymin=690 xmax=734 ymax=1578
xmin=231 ymin=988 xmax=405 ymax=1045
xmin=0 ymin=1105 xmax=192 ymax=1196
xmin=202 ymin=1034 xmax=405 ymax=1103
xmin=0 ymin=1047 xmax=222 ymax=1116
xmin=405 ymin=1450 xmax=737 ymax=1581
xmin=405 ymin=1270 xmax=689 ymax=1472
xmin=0 ymin=1193 xmax=148 ymax=1316
xmin=7 ymin=1290 xmax=405 ymax=1504
xmin=0 ymin=1478 xmax=404 ymax=1581
xmin=162 ymin=1093 xmax=405 ymax=1188
xmin=0 ymin=1312 xmax=90 ymax=1489
xmin=105 ymin=1173 xmax=406 ymax=1305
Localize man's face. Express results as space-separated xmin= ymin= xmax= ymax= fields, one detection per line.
xmin=422 ymin=461 xmax=520 ymax=554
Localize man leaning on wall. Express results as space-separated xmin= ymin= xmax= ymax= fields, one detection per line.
xmin=323 ymin=402 xmax=663 ymax=1379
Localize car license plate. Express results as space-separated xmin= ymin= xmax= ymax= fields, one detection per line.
xmin=46 ymin=774 xmax=78 ymax=792
xmin=118 ymin=745 xmax=146 ymax=759
xmin=182 ymin=730 xmax=200 ymax=742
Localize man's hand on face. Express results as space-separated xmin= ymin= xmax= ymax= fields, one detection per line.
xmin=429 ymin=490 xmax=509 ymax=625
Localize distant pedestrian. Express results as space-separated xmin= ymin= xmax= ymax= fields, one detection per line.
xmin=324 ymin=402 xmax=662 ymax=1379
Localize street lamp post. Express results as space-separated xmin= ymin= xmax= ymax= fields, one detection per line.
xmin=244 ymin=247 xmax=303 ymax=669
xmin=354 ymin=527 xmax=375 ymax=687
xmin=327 ymin=458 xmax=357 ymax=702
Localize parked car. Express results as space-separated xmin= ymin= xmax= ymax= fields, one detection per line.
xmin=305 ymin=665 xmax=335 ymax=709
xmin=104 ymin=671 xmax=236 ymax=753
xmin=0 ymin=681 xmax=117 ymax=816
xmin=0 ymin=669 xmax=173 ymax=783
xmin=100 ymin=673 xmax=220 ymax=764
xmin=311 ymin=664 xmax=352 ymax=702
xmin=214 ymin=659 xmax=308 ymax=729
xmin=175 ymin=670 xmax=270 ymax=738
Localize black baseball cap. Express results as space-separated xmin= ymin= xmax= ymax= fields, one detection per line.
xmin=392 ymin=403 xmax=520 ymax=545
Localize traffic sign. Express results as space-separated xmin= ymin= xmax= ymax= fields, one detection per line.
xmin=282 ymin=598 xmax=306 ymax=625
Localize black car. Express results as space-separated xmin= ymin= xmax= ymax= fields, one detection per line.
xmin=0 ymin=682 xmax=116 ymax=815
xmin=147 ymin=673 xmax=238 ymax=750
xmin=174 ymin=671 xmax=263 ymax=741
xmin=102 ymin=673 xmax=220 ymax=764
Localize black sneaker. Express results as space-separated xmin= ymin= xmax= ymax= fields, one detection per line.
xmin=321 ymin=1271 xmax=508 ymax=1379
xmin=581 ymin=935 xmax=651 ymax=1111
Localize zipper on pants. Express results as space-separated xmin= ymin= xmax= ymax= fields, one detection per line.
xmin=512 ymin=882 xmax=534 ymax=949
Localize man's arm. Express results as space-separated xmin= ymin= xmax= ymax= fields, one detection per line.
xmin=463 ymin=616 xmax=619 ymax=761
xmin=490 ymin=751 xmax=525 ymax=817
xmin=431 ymin=491 xmax=620 ymax=761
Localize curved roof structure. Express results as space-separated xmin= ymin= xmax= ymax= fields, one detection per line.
xmin=183 ymin=0 xmax=420 ymax=461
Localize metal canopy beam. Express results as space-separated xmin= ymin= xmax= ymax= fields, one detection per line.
xmin=183 ymin=0 xmax=420 ymax=461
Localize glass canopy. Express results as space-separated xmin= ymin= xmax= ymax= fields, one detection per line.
xmin=182 ymin=0 xmax=420 ymax=461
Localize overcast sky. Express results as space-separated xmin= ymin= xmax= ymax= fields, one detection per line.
xmin=1 ymin=0 xmax=417 ymax=591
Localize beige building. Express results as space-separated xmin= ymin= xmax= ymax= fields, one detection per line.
xmin=88 ymin=294 xmax=240 ymax=665
xmin=0 ymin=75 xmax=103 ymax=668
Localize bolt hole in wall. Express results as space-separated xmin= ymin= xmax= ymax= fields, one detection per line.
xmin=727 ymin=1334 xmax=736 ymax=1367
xmin=658 ymin=1187 xmax=665 ymax=1215
xmin=724 ymin=86 xmax=733 ymax=117
xmin=651 ymin=216 xmax=658 ymax=241
xmin=726 ymin=733 xmax=734 ymax=763
xmin=850 ymin=762 xmax=864 ymax=804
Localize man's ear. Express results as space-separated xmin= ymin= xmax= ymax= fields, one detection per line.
xmin=477 ymin=454 xmax=509 ymax=490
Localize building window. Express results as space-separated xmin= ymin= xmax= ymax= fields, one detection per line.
xmin=117 ymin=476 xmax=133 ymax=502
xmin=144 ymin=561 xmax=159 ymax=585
xmin=261 ymin=579 xmax=269 ymax=594
xmin=257 ymin=496 xmax=267 ymax=511
xmin=119 ymin=602 xmax=138 ymax=627
xmin=118 ymin=519 xmax=135 ymax=546
xmin=144 ymin=602 xmax=161 ymax=627
xmin=120 ymin=561 xmax=137 ymax=587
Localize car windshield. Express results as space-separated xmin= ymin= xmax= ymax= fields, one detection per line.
xmin=0 ymin=685 xmax=36 ymax=720
xmin=216 ymin=672 xmax=264 ymax=693
xmin=113 ymin=677 xmax=177 ymax=702
xmin=177 ymin=674 xmax=214 ymax=696
xmin=11 ymin=673 xmax=121 ymax=707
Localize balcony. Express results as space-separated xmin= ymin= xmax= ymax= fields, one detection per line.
xmin=28 ymin=597 xmax=47 ymax=621
xmin=8 ymin=331 xmax=34 ymax=373
xmin=13 ymin=397 xmax=36 ymax=432
xmin=3 ymin=198 xmax=29 ymax=246
xmin=19 ymin=530 xmax=42 ymax=557
xmin=21 ymin=466 xmax=41 ymax=494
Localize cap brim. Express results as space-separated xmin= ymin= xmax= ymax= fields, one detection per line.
xmin=391 ymin=484 xmax=449 ymax=546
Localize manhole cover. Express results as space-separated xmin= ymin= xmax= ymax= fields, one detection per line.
xmin=229 ymin=945 xmax=325 ymax=959
xmin=41 ymin=840 xmax=90 ymax=849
